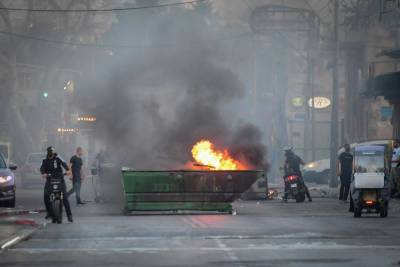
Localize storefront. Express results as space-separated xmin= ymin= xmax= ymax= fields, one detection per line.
xmin=366 ymin=71 xmax=400 ymax=139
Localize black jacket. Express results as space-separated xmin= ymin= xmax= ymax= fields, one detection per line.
xmin=284 ymin=153 xmax=304 ymax=176
xmin=40 ymin=154 xmax=69 ymax=179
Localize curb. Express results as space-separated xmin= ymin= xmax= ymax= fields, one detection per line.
xmin=0 ymin=220 xmax=46 ymax=252
xmin=0 ymin=218 xmax=38 ymax=226
xmin=0 ymin=208 xmax=46 ymax=217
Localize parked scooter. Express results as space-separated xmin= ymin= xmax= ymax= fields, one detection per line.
xmin=349 ymin=145 xmax=390 ymax=218
xmin=283 ymin=173 xmax=306 ymax=202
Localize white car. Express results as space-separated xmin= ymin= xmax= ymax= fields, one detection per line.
xmin=302 ymin=159 xmax=330 ymax=184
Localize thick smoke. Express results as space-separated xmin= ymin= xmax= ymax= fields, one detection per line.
xmin=229 ymin=123 xmax=269 ymax=170
xmin=77 ymin=9 xmax=268 ymax=170
xmin=157 ymin=52 xmax=245 ymax=164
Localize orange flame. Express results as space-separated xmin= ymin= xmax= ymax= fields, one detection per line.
xmin=191 ymin=139 xmax=246 ymax=170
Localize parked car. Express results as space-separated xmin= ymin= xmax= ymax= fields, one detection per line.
xmin=21 ymin=152 xmax=45 ymax=188
xmin=0 ymin=142 xmax=11 ymax=165
xmin=0 ymin=152 xmax=16 ymax=207
xmin=302 ymin=159 xmax=330 ymax=184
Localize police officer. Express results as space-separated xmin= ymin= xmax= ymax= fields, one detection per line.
xmin=337 ymin=144 xmax=353 ymax=202
xmin=283 ymin=147 xmax=312 ymax=202
xmin=40 ymin=146 xmax=73 ymax=223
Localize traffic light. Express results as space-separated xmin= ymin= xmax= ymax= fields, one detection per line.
xmin=38 ymin=91 xmax=49 ymax=103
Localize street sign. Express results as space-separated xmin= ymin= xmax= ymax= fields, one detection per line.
xmin=57 ymin=128 xmax=79 ymax=133
xmin=77 ymin=116 xmax=96 ymax=122
xmin=63 ymin=80 xmax=74 ymax=91
xmin=291 ymin=97 xmax=304 ymax=108
xmin=293 ymin=113 xmax=305 ymax=122
xmin=308 ymin=97 xmax=331 ymax=109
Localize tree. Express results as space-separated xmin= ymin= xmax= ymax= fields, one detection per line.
xmin=0 ymin=0 xmax=119 ymax=160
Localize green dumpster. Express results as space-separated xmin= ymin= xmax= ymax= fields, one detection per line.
xmin=121 ymin=170 xmax=265 ymax=214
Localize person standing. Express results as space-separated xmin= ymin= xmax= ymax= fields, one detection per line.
xmin=67 ymin=147 xmax=85 ymax=205
xmin=392 ymin=141 xmax=400 ymax=197
xmin=337 ymin=144 xmax=353 ymax=202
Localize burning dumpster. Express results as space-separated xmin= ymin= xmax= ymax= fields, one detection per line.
xmin=122 ymin=138 xmax=267 ymax=214
xmin=121 ymin=170 xmax=265 ymax=214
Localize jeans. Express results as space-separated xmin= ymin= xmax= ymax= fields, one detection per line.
xmin=339 ymin=175 xmax=351 ymax=201
xmin=44 ymin=179 xmax=72 ymax=218
xmin=67 ymin=179 xmax=82 ymax=203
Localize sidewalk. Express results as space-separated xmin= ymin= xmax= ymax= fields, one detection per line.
xmin=0 ymin=208 xmax=45 ymax=251
xmin=0 ymin=218 xmax=43 ymax=251
xmin=0 ymin=207 xmax=45 ymax=217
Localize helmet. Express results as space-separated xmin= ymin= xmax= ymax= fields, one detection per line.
xmin=46 ymin=146 xmax=55 ymax=154
xmin=283 ymin=146 xmax=293 ymax=152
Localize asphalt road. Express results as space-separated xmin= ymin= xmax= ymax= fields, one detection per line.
xmin=1 ymin=186 xmax=400 ymax=267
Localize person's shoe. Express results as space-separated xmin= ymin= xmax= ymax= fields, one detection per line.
xmin=281 ymin=199 xmax=288 ymax=203
xmin=77 ymin=201 xmax=86 ymax=205
xmin=45 ymin=213 xmax=51 ymax=220
xmin=308 ymin=198 xmax=312 ymax=202
xmin=52 ymin=218 xmax=57 ymax=223
xmin=68 ymin=216 xmax=73 ymax=223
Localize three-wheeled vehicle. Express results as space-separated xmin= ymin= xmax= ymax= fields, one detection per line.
xmin=349 ymin=145 xmax=390 ymax=218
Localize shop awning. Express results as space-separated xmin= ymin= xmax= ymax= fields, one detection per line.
xmin=365 ymin=71 xmax=400 ymax=100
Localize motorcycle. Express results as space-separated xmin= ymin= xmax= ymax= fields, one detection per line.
xmin=47 ymin=173 xmax=65 ymax=224
xmin=283 ymin=174 xmax=306 ymax=202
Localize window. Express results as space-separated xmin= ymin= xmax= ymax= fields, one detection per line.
xmin=0 ymin=154 xmax=6 ymax=169
xmin=355 ymin=154 xmax=385 ymax=173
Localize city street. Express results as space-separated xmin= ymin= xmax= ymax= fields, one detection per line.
xmin=1 ymin=1 xmax=400 ymax=266
xmin=1 ymin=186 xmax=400 ymax=267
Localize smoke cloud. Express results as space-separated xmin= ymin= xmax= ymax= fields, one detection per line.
xmin=77 ymin=8 xmax=268 ymax=170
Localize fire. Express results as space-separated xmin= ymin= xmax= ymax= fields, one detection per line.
xmin=191 ymin=139 xmax=246 ymax=170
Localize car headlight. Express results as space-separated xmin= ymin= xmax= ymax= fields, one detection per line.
xmin=306 ymin=163 xmax=315 ymax=168
xmin=0 ymin=176 xmax=13 ymax=183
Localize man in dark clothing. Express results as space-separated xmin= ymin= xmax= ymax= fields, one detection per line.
xmin=337 ymin=144 xmax=353 ymax=202
xmin=283 ymin=147 xmax=312 ymax=202
xmin=40 ymin=146 xmax=73 ymax=223
xmin=67 ymin=147 xmax=85 ymax=205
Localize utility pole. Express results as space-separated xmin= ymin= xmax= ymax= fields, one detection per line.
xmin=310 ymin=57 xmax=315 ymax=161
xmin=305 ymin=48 xmax=315 ymax=162
xmin=330 ymin=0 xmax=339 ymax=188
